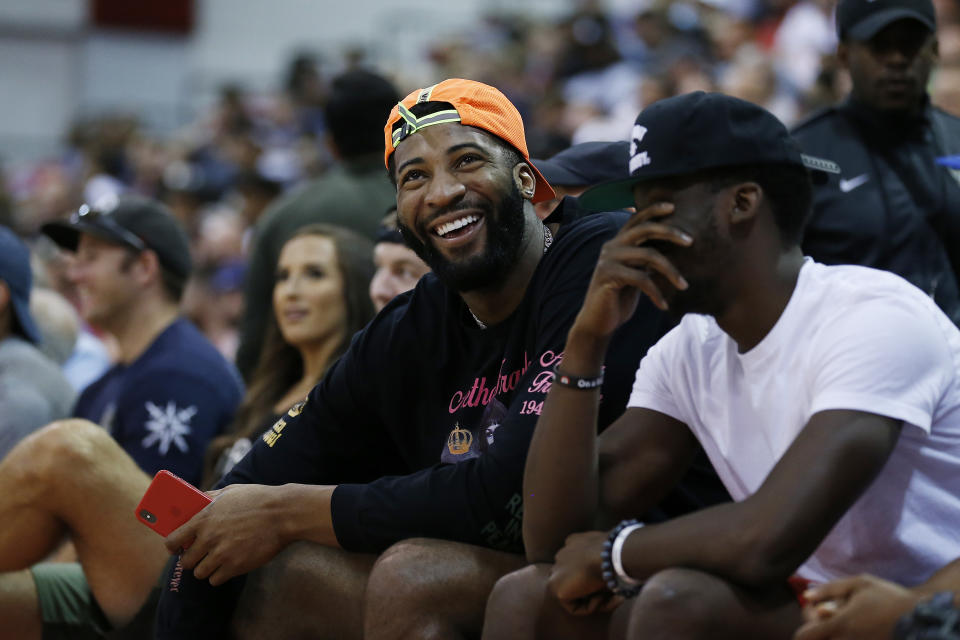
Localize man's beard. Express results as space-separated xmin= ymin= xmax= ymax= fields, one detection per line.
xmin=399 ymin=182 xmax=527 ymax=293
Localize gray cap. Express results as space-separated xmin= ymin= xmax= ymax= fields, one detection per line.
xmin=0 ymin=226 xmax=41 ymax=344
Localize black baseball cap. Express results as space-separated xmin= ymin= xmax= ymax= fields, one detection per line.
xmin=532 ymin=141 xmax=631 ymax=188
xmin=836 ymin=0 xmax=935 ymax=42
xmin=579 ymin=92 xmax=839 ymax=212
xmin=42 ymin=196 xmax=192 ymax=282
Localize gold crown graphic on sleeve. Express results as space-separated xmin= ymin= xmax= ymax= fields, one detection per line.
xmin=446 ymin=423 xmax=474 ymax=455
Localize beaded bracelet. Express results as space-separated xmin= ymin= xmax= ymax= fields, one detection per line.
xmin=553 ymin=364 xmax=604 ymax=390
xmin=600 ymin=519 xmax=644 ymax=598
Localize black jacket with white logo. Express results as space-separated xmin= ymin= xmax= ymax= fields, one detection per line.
xmin=793 ymin=98 xmax=960 ymax=327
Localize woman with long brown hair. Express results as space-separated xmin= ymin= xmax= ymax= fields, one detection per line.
xmin=204 ymin=223 xmax=375 ymax=486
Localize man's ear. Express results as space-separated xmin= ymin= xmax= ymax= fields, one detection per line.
xmin=729 ymin=182 xmax=762 ymax=225
xmin=134 ymin=249 xmax=163 ymax=288
xmin=514 ymin=162 xmax=537 ymax=201
xmin=0 ymin=281 xmax=9 ymax=312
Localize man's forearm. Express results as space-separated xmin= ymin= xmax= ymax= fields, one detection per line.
xmin=620 ymin=411 xmax=903 ymax=588
xmin=523 ymin=326 xmax=611 ymax=563
xmin=558 ymin=326 xmax=611 ymax=376
xmin=278 ymin=484 xmax=341 ymax=548
xmin=617 ymin=500 xmax=801 ymax=588
xmin=916 ymin=558 xmax=960 ymax=601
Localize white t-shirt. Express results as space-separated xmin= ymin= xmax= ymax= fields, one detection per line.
xmin=628 ymin=259 xmax=960 ymax=585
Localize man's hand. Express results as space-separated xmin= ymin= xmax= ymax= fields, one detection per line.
xmin=794 ymin=574 xmax=922 ymax=640
xmin=573 ymin=202 xmax=690 ymax=341
xmin=165 ymin=484 xmax=298 ymax=586
xmin=547 ymin=530 xmax=616 ymax=615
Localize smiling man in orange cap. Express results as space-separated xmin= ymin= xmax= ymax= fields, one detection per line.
xmin=155 ymin=78 xmax=724 ymax=640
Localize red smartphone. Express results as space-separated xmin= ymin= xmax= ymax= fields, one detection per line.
xmin=135 ymin=470 xmax=212 ymax=537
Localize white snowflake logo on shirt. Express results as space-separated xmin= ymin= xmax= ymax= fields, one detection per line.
xmin=142 ymin=401 xmax=197 ymax=455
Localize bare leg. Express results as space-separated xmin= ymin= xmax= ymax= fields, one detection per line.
xmin=0 ymin=570 xmax=42 ymax=640
xmin=0 ymin=419 xmax=168 ymax=628
xmin=364 ymin=538 xmax=525 ymax=640
xmin=231 ymin=541 xmax=376 ymax=640
xmin=482 ymin=564 xmax=630 ymax=640
xmin=619 ymin=567 xmax=803 ymax=640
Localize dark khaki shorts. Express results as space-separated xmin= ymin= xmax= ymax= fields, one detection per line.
xmin=30 ymin=562 xmax=111 ymax=640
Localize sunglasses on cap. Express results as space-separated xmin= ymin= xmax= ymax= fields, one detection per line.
xmin=71 ymin=204 xmax=147 ymax=253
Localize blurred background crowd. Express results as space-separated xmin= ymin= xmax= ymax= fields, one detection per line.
xmin=2 ymin=0 xmax=959 ymax=367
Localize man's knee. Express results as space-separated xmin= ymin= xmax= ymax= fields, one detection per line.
xmin=628 ymin=568 xmax=723 ymax=637
xmin=365 ymin=538 xmax=450 ymax=627
xmin=4 ymin=420 xmax=112 ymax=490
xmin=245 ymin=541 xmax=369 ymax=597
xmin=368 ymin=538 xmax=521 ymax=601
xmin=487 ymin=564 xmax=549 ymax=614
xmin=233 ymin=543 xmax=374 ymax=640
xmin=486 ymin=565 xmax=602 ymax=640
xmin=368 ymin=538 xmax=438 ymax=595
xmin=367 ymin=539 xmax=520 ymax=640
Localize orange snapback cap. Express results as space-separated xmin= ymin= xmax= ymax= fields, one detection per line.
xmin=383 ymin=78 xmax=555 ymax=204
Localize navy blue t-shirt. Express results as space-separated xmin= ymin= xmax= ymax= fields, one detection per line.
xmin=73 ymin=318 xmax=244 ymax=485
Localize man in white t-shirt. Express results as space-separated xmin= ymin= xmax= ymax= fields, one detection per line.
xmin=480 ymin=91 xmax=960 ymax=640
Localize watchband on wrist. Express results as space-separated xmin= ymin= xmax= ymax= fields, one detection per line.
xmin=553 ymin=364 xmax=604 ymax=390
xmin=893 ymin=591 xmax=960 ymax=640
xmin=600 ymin=519 xmax=644 ymax=598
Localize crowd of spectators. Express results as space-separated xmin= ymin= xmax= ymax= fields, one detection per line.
xmin=0 ymin=0 xmax=954 ymax=366
xmin=0 ymin=0 xmax=959 ymax=638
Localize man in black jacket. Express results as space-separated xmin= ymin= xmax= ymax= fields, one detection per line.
xmin=793 ymin=0 xmax=960 ymax=326
xmin=155 ymin=78 xmax=725 ymax=640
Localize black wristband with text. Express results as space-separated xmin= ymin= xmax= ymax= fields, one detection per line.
xmin=553 ymin=364 xmax=604 ymax=390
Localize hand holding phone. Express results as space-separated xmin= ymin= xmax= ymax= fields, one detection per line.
xmin=135 ymin=470 xmax=212 ymax=537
